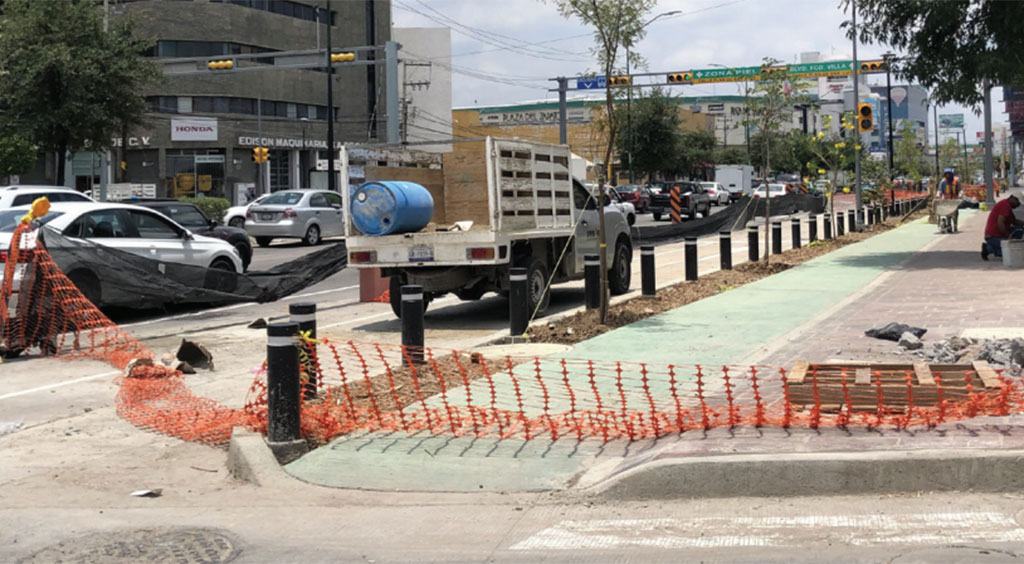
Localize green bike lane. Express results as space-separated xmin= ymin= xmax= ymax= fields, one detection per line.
xmin=287 ymin=219 xmax=942 ymax=491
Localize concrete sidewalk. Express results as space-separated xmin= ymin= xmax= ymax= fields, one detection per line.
xmin=289 ymin=205 xmax=1018 ymax=494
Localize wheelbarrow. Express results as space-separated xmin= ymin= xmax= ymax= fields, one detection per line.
xmin=933 ymin=200 xmax=960 ymax=233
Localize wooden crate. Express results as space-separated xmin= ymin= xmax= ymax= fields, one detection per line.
xmin=787 ymin=360 xmax=1004 ymax=412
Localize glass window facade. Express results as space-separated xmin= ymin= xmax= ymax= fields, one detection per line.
xmin=147 ymin=96 xmax=329 ymax=121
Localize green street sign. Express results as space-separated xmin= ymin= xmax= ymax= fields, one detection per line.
xmin=788 ymin=60 xmax=854 ymax=78
xmin=690 ymin=66 xmax=760 ymax=84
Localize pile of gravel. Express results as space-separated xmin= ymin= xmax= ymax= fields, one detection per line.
xmin=900 ymin=336 xmax=1024 ymax=368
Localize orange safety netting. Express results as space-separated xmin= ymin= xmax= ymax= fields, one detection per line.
xmin=5 ymin=220 xmax=1024 ymax=448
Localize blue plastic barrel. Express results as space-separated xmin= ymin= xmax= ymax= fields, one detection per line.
xmin=350 ymin=180 xmax=434 ymax=236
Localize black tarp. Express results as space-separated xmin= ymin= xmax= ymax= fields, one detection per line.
xmin=37 ymin=227 xmax=348 ymax=308
xmin=635 ymin=193 xmax=827 ymax=241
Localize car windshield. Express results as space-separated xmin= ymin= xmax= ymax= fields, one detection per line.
xmin=0 ymin=210 xmax=64 ymax=232
xmin=154 ymin=205 xmax=208 ymax=227
xmin=769 ymin=184 xmax=786 ymax=192
xmin=262 ymin=192 xmax=304 ymax=206
xmin=616 ymin=185 xmax=639 ymax=192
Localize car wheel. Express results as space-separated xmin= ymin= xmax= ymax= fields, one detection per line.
xmin=303 ymin=224 xmax=321 ymax=246
xmin=256 ymin=237 xmax=273 ymax=248
xmin=627 ymin=213 xmax=636 ymax=226
xmin=653 ymin=212 xmax=662 ymax=221
xmin=526 ymin=257 xmax=551 ymax=315
xmin=204 ymin=258 xmax=238 ymax=293
xmin=233 ymin=242 xmax=251 ymax=272
xmin=389 ymin=275 xmax=431 ymax=318
xmin=228 ymin=217 xmax=245 ymax=228
xmin=609 ymin=239 xmax=632 ymax=295
xmin=67 ymin=269 xmax=101 ymax=307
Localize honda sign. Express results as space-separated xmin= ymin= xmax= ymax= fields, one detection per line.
xmin=171 ymin=118 xmax=218 ymax=141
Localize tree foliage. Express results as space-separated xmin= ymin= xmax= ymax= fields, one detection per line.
xmin=670 ymin=130 xmax=716 ymax=180
xmin=894 ymin=120 xmax=925 ymax=181
xmin=715 ymin=147 xmax=749 ymax=166
xmin=0 ymin=135 xmax=37 ymax=178
xmin=0 ymin=0 xmax=161 ymax=181
xmin=743 ymin=58 xmax=811 ymax=177
xmin=846 ymin=0 xmax=1024 ymax=107
xmin=614 ymin=88 xmax=680 ymax=180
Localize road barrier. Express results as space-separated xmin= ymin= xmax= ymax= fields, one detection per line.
xmin=401 ymin=285 xmax=425 ymax=365
xmin=719 ymin=232 xmax=732 ymax=270
xmin=684 ymin=237 xmax=698 ymax=281
xmin=823 ymin=214 xmax=832 ymax=240
xmin=509 ymin=268 xmax=529 ymax=337
xmin=791 ymin=218 xmax=801 ymax=249
xmin=747 ymin=225 xmax=759 ymax=262
xmin=809 ymin=215 xmax=818 ymax=242
xmin=584 ymin=255 xmax=600 ymax=309
xmin=772 ymin=221 xmax=782 ymax=254
xmin=641 ymin=246 xmax=656 ymax=296
xmin=836 ymin=212 xmax=845 ymax=236
xmin=266 ymin=322 xmax=302 ymax=444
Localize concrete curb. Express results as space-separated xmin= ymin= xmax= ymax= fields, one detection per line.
xmin=226 ymin=427 xmax=295 ymax=488
xmin=582 ymin=448 xmax=1024 ymax=500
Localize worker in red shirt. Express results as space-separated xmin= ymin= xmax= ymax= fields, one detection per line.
xmin=982 ymin=194 xmax=1024 ymax=260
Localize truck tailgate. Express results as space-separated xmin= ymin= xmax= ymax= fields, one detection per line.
xmin=347 ymin=231 xmax=508 ymax=267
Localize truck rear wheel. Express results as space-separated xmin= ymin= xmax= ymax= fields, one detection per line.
xmin=388 ymin=276 xmax=431 ymax=318
xmin=609 ymin=240 xmax=632 ymax=295
xmin=526 ymin=257 xmax=551 ymax=315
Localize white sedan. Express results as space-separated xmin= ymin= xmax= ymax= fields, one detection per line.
xmin=700 ymin=182 xmax=731 ymax=205
xmin=752 ymin=183 xmax=788 ymax=199
xmin=0 ymin=202 xmax=242 ymax=307
xmin=224 ymin=194 xmax=268 ymax=228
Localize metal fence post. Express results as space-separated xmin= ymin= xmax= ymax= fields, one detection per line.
xmin=641 ymin=245 xmax=656 ymax=296
xmin=400 ymin=284 xmax=425 ymax=365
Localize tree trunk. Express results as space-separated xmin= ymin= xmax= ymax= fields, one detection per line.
xmin=56 ymin=143 xmax=68 ymax=187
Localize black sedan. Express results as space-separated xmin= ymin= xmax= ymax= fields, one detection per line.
xmin=121 ymin=199 xmax=253 ymax=271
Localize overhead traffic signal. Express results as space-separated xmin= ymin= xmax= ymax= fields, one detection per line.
xmin=330 ymin=52 xmax=356 ymax=63
xmin=859 ymin=60 xmax=887 ymax=73
xmin=252 ymin=147 xmax=269 ymax=164
xmin=760 ymin=65 xmax=785 ymax=76
xmin=207 ymin=59 xmax=234 ymax=70
xmin=667 ymin=72 xmax=692 ymax=83
xmin=857 ymin=103 xmax=874 ymax=132
xmin=608 ymin=75 xmax=632 ymax=86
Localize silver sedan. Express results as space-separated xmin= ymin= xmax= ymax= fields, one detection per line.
xmin=245 ymin=189 xmax=344 ymax=247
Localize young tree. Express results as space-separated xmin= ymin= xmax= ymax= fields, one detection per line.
xmin=0 ymin=0 xmax=161 ymax=183
xmin=614 ymin=88 xmax=680 ymax=180
xmin=894 ymin=121 xmax=925 ymax=182
xmin=672 ymin=130 xmax=716 ymax=180
xmin=847 ymin=0 xmax=1024 ymax=107
xmin=551 ymin=0 xmax=655 ymax=322
xmin=743 ymin=57 xmax=809 ymax=262
xmin=716 ymin=147 xmax=750 ymax=166
xmin=0 ymin=135 xmax=37 ymax=181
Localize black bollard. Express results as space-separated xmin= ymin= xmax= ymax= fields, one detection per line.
xmin=685 ymin=237 xmax=698 ymax=281
xmin=641 ymin=246 xmax=656 ymax=296
xmin=401 ymin=284 xmax=425 ymax=365
xmin=809 ymin=215 xmax=818 ymax=242
xmin=875 ymin=206 xmax=882 ymax=224
xmin=791 ymin=217 xmax=801 ymax=249
xmin=719 ymin=231 xmax=732 ymax=270
xmin=748 ymin=225 xmax=759 ymax=262
xmin=509 ymin=267 xmax=529 ymax=337
xmin=584 ymin=254 xmax=600 ymax=309
xmin=824 ymin=213 xmax=832 ymax=240
xmin=289 ymin=302 xmax=318 ymax=400
xmin=848 ymin=209 xmax=856 ymax=231
xmin=772 ymin=221 xmax=782 ymax=254
xmin=267 ymin=322 xmax=301 ymax=444
xmin=837 ymin=212 xmax=845 ymax=236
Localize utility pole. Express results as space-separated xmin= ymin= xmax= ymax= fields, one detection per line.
xmin=325 ymin=0 xmax=336 ymax=193
xmin=99 ymin=0 xmax=110 ymax=201
xmin=851 ymin=0 xmax=863 ymax=229
xmin=883 ymin=52 xmax=895 ymax=181
xmin=933 ymin=103 xmax=940 ymax=183
xmin=558 ymin=78 xmax=568 ymax=145
xmin=626 ymin=48 xmax=634 ymax=184
xmin=257 ymin=95 xmax=264 ymax=196
xmin=983 ymin=78 xmax=995 ymax=204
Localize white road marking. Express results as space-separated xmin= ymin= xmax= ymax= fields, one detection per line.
xmin=510 ymin=512 xmax=1024 ymax=550
xmin=0 ymin=370 xmax=120 ymax=401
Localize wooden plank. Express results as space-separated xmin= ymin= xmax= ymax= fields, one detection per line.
xmin=789 ymin=361 xmax=809 ymax=384
xmin=972 ymin=360 xmax=1002 ymax=389
xmin=913 ymin=361 xmax=935 ymax=385
xmin=854 ymin=368 xmax=872 ymax=385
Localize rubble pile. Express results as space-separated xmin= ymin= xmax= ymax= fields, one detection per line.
xmin=902 ymin=336 xmax=1024 ymax=368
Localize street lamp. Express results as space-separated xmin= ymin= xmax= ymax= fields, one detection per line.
xmin=625 ymin=10 xmax=681 ymax=184
xmin=709 ymin=62 xmax=751 ymax=157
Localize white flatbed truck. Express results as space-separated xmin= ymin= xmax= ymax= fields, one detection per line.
xmin=342 ymin=137 xmax=633 ymax=318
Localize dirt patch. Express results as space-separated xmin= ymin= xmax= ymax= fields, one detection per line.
xmin=530 ymin=212 xmax=922 ymax=346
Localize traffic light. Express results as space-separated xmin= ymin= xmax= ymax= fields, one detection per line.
xmin=608 ymin=75 xmax=632 ymax=86
xmin=760 ymin=65 xmax=785 ymax=77
xmin=330 ymin=52 xmax=356 ymax=63
xmin=207 ymin=59 xmax=234 ymax=70
xmin=859 ymin=60 xmax=887 ymax=73
xmin=857 ymin=102 xmax=874 ymax=132
xmin=252 ymin=147 xmax=270 ymax=164
xmin=667 ymin=72 xmax=692 ymax=83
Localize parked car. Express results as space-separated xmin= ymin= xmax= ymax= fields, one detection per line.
xmin=700 ymin=182 xmax=730 ymax=206
xmin=0 ymin=185 xmax=93 ymax=208
xmin=599 ymin=187 xmax=636 ymax=226
xmin=124 ymin=199 xmax=253 ymax=271
xmin=245 ymin=189 xmax=344 ymax=247
xmin=224 ymin=194 xmax=269 ymax=228
xmin=614 ymin=184 xmax=651 ymax=213
xmin=649 ymin=181 xmax=712 ymax=221
xmin=0 ymin=202 xmax=243 ymax=308
xmin=752 ymin=183 xmax=787 ymax=198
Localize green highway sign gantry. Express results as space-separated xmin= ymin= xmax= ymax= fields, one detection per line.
xmin=788 ymin=60 xmax=854 ymax=78
xmin=669 ymin=60 xmax=857 ymax=86
xmin=689 ymin=66 xmax=761 ymax=84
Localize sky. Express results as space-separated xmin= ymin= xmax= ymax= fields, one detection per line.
xmin=391 ymin=0 xmax=1007 ymax=145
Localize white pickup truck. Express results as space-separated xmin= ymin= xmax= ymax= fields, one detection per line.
xmin=342 ymin=137 xmax=633 ymax=318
